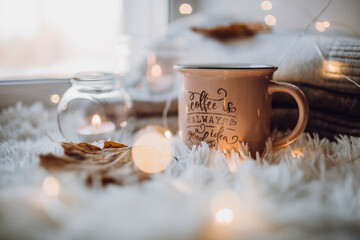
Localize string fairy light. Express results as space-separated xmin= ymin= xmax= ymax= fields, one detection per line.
xmin=322 ymin=21 xmax=330 ymax=28
xmin=120 ymin=121 xmax=128 ymax=128
xmin=261 ymin=1 xmax=272 ymax=11
xmin=315 ymin=20 xmax=331 ymax=32
xmin=314 ymin=42 xmax=360 ymax=89
xmin=50 ymin=94 xmax=60 ymax=104
xmin=275 ymin=0 xmax=333 ymax=67
xmin=272 ymin=0 xmax=360 ymax=91
xmin=315 ymin=21 xmax=326 ymax=32
xmin=164 ymin=130 xmax=172 ymax=139
xmin=179 ymin=3 xmax=192 ymax=15
xmin=264 ymin=14 xmax=277 ymax=26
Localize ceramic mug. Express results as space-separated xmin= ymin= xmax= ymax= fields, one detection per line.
xmin=174 ymin=64 xmax=309 ymax=154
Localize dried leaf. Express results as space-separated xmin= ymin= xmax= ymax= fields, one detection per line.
xmin=103 ymin=141 xmax=127 ymax=149
xmin=192 ymin=22 xmax=271 ymax=42
xmin=39 ymin=141 xmax=150 ymax=187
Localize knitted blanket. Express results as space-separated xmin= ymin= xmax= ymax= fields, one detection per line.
xmin=272 ymin=39 xmax=360 ymax=138
xmin=1 ymin=103 xmax=360 ymax=240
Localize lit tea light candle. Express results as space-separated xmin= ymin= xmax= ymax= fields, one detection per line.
xmin=77 ymin=114 xmax=115 ymax=141
xmin=146 ymin=54 xmax=174 ymax=93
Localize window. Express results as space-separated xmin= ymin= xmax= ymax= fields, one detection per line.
xmin=0 ymin=0 xmax=168 ymax=80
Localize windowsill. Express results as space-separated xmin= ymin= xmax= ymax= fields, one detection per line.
xmin=0 ymin=78 xmax=71 ymax=109
xmin=0 ymin=78 xmax=69 ymax=85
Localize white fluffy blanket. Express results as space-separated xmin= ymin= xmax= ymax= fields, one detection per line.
xmin=1 ymin=103 xmax=360 ymax=240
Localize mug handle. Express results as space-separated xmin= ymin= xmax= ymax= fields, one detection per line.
xmin=268 ymin=81 xmax=309 ymax=148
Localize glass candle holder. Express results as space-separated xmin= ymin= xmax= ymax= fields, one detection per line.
xmin=144 ymin=41 xmax=183 ymax=94
xmin=57 ymin=72 xmax=133 ymax=142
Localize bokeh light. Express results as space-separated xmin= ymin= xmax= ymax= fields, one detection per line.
xmin=210 ymin=189 xmax=240 ymax=224
xmin=50 ymin=94 xmax=60 ymax=104
xmin=164 ymin=130 xmax=172 ymax=139
xmin=264 ymin=14 xmax=276 ymax=26
xmin=215 ymin=208 xmax=234 ymax=224
xmin=179 ymin=3 xmax=192 ymax=15
xmin=261 ymin=1 xmax=272 ymax=10
xmin=132 ymin=126 xmax=173 ymax=174
xmin=315 ymin=21 xmax=325 ymax=32
xmin=291 ymin=149 xmax=304 ymax=158
xmin=323 ymin=21 xmax=330 ymax=28
xmin=42 ymin=175 xmax=61 ymax=197
xmin=120 ymin=121 xmax=128 ymax=128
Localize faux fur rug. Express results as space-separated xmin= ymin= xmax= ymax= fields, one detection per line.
xmin=1 ymin=103 xmax=360 ymax=240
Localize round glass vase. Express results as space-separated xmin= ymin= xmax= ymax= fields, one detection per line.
xmin=57 ymin=72 xmax=133 ymax=142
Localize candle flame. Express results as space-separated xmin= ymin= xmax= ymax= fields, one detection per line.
xmin=150 ymin=64 xmax=162 ymax=78
xmin=91 ymin=114 xmax=101 ymax=127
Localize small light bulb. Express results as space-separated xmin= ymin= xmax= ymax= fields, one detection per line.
xmin=120 ymin=121 xmax=128 ymax=128
xmin=261 ymin=0 xmax=272 ymax=10
xmin=164 ymin=130 xmax=172 ymax=139
xmin=264 ymin=15 xmax=277 ymax=26
xmin=323 ymin=21 xmax=330 ymax=28
xmin=315 ymin=21 xmax=325 ymax=32
xmin=179 ymin=3 xmax=192 ymax=15
xmin=50 ymin=94 xmax=60 ymax=104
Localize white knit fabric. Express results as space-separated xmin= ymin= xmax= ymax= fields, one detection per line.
xmin=1 ymin=103 xmax=360 ymax=240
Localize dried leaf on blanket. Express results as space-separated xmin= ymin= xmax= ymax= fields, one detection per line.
xmin=39 ymin=141 xmax=150 ymax=186
xmin=191 ymin=22 xmax=271 ymax=42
